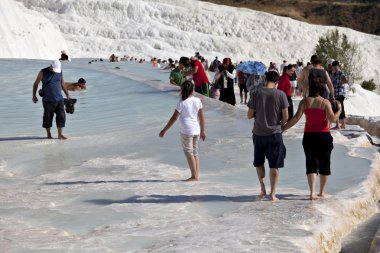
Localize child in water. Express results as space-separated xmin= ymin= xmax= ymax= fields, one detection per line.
xmin=159 ymin=80 xmax=206 ymax=181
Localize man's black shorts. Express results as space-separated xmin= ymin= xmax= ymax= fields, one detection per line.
xmin=252 ymin=133 xmax=286 ymax=168
xmin=302 ymin=132 xmax=333 ymax=175
xmin=239 ymin=83 xmax=248 ymax=93
xmin=43 ymin=100 xmax=66 ymax=128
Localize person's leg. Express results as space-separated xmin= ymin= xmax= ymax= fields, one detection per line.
xmin=287 ymin=96 xmax=294 ymax=119
xmin=318 ymin=132 xmax=333 ymax=197
xmin=184 ymin=154 xmax=198 ymax=181
xmin=196 ymin=83 xmax=209 ymax=97
xmin=319 ymin=175 xmax=328 ymax=197
xmin=194 ymin=155 xmax=199 ymax=179
xmin=45 ymin=128 xmax=52 ymax=139
xmin=307 ymin=173 xmax=317 ymax=200
xmin=239 ymin=85 xmax=243 ymax=103
xmin=42 ymin=102 xmax=54 ymax=138
xmin=181 ymin=134 xmax=198 ymax=181
xmin=338 ymin=96 xmax=346 ymax=129
xmin=266 ymin=133 xmax=285 ymax=201
xmin=192 ymin=136 xmax=200 ymax=180
xmin=57 ymin=128 xmax=67 ymax=140
xmin=256 ymin=165 xmax=266 ymax=200
xmin=303 ymin=133 xmax=319 ymax=200
xmin=56 ymin=101 xmax=66 ymax=140
xmin=269 ymin=168 xmax=279 ymax=201
xmin=253 ymin=134 xmax=267 ymax=199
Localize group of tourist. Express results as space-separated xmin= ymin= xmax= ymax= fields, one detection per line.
xmin=31 ymin=49 xmax=349 ymax=201
xmin=161 ymin=53 xmax=347 ymax=201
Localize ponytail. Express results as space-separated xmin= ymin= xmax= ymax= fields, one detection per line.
xmin=181 ymin=80 xmax=194 ymax=100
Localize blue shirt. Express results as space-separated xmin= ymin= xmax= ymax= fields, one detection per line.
xmin=41 ymin=67 xmax=63 ymax=103
xmin=330 ymin=70 xmax=346 ymax=97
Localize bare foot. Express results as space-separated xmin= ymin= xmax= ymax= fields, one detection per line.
xmin=309 ymin=194 xmax=318 ymax=200
xmin=318 ymin=193 xmax=326 ymax=198
xmin=184 ymin=177 xmax=199 ymax=182
xmin=269 ymin=194 xmax=279 ymax=202
xmin=331 ymin=126 xmax=341 ymax=130
xmin=58 ymin=135 xmax=67 ymax=140
xmin=257 ymin=190 xmax=266 ymax=201
xmin=47 ymin=135 xmax=53 ymax=139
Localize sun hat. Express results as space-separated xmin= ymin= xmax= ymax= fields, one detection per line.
xmin=51 ymin=60 xmax=61 ymax=73
xmin=327 ymin=58 xmax=335 ymax=65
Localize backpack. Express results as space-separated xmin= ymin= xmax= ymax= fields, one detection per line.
xmin=308 ymin=68 xmax=327 ymax=84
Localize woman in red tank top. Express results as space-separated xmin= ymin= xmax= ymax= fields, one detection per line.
xmin=282 ymin=77 xmax=341 ymax=200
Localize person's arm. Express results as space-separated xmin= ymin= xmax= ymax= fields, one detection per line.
xmin=298 ymin=68 xmax=307 ymax=97
xmin=159 ymin=110 xmax=180 ymax=137
xmin=246 ymin=76 xmax=254 ymax=91
xmin=324 ymin=99 xmax=341 ymax=122
xmin=325 ymin=71 xmax=335 ymax=98
xmin=247 ymin=108 xmax=255 ymax=119
xmin=32 ymin=70 xmax=43 ymax=103
xmin=281 ymin=107 xmax=289 ymax=126
xmin=225 ymin=69 xmax=236 ymax=79
xmin=198 ymin=108 xmax=206 ymax=141
xmin=341 ymin=74 xmax=348 ymax=85
xmin=185 ymin=65 xmax=198 ymax=75
xmin=282 ymin=99 xmax=305 ymax=131
xmin=213 ymin=69 xmax=222 ymax=81
xmin=61 ymin=75 xmax=70 ymax=100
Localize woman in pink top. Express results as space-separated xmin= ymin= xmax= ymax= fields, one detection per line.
xmin=282 ymin=77 xmax=341 ymax=200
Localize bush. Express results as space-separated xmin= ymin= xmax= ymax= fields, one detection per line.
xmin=315 ymin=29 xmax=362 ymax=82
xmin=361 ymin=79 xmax=377 ymax=91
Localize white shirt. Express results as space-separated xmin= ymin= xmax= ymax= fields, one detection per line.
xmin=175 ymin=96 xmax=203 ymax=136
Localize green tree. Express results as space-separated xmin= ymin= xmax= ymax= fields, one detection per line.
xmin=315 ymin=29 xmax=362 ymax=82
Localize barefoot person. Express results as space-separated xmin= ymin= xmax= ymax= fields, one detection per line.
xmin=32 ymin=60 xmax=70 ymax=140
xmin=282 ymin=76 xmax=341 ymax=200
xmin=247 ymin=71 xmax=289 ymax=201
xmin=65 ymin=78 xmax=87 ymax=91
xmin=159 ymin=80 xmax=206 ymax=181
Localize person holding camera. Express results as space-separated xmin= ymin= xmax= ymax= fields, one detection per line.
xmin=32 ymin=60 xmax=70 ymax=140
xmin=282 ymin=76 xmax=341 ymax=200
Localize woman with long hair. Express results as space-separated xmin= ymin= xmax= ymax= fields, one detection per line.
xmin=215 ymin=58 xmax=236 ymax=106
xmin=159 ymin=80 xmax=206 ymax=181
xmin=282 ymin=77 xmax=341 ymax=200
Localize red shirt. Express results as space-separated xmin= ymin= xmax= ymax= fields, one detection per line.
xmin=304 ymin=108 xmax=330 ymax=132
xmin=191 ymin=60 xmax=209 ymax=87
xmin=277 ymin=74 xmax=291 ymax=97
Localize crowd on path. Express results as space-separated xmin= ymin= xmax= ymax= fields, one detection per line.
xmin=30 ymin=50 xmax=350 ymax=202
xmin=160 ymin=52 xmax=348 ymax=201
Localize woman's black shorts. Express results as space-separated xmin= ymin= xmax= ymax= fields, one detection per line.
xmin=302 ymin=132 xmax=333 ymax=175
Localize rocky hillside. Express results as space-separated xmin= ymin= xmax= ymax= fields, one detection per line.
xmin=202 ymin=0 xmax=380 ymax=35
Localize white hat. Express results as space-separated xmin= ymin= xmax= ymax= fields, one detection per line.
xmin=327 ymin=58 xmax=335 ymax=65
xmin=51 ymin=60 xmax=61 ymax=73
